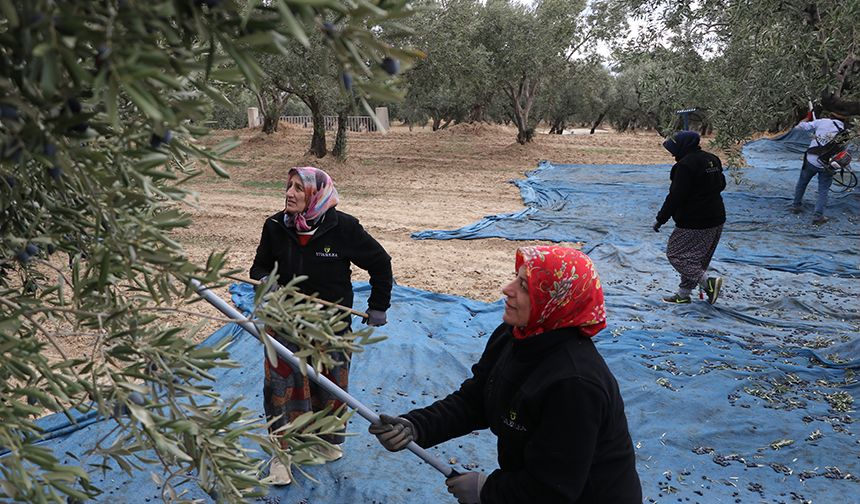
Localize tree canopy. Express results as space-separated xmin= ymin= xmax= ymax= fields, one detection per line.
xmin=391 ymin=0 xmax=859 ymax=145
xmin=0 ymin=0 xmax=414 ymax=501
xmin=613 ymin=0 xmax=860 ymax=142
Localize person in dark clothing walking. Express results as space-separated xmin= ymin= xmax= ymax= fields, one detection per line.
xmin=653 ymin=131 xmax=726 ymax=305
xmin=251 ymin=166 xmax=393 ymax=484
xmin=369 ymin=246 xmax=642 ymax=504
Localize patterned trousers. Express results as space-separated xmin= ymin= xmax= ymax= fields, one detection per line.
xmin=666 ymin=224 xmax=723 ymax=291
xmin=263 ymin=326 xmax=350 ymax=447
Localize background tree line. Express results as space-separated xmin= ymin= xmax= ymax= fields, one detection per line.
xmin=233 ymin=0 xmax=859 ymax=150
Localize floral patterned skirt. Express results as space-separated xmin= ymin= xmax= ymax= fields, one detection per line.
xmin=263 ymin=326 xmax=349 ymax=447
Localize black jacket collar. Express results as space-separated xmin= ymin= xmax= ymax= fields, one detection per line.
xmin=505 ymin=324 xmax=582 ymax=361
xmin=271 ymin=207 xmax=340 ymax=242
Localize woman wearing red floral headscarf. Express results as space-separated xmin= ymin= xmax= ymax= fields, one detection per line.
xmin=369 ymin=246 xmax=641 ymax=503
xmin=251 ymin=166 xmax=393 ymax=484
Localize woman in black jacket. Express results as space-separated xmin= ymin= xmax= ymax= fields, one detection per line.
xmin=251 ymin=166 xmax=393 ymax=484
xmin=369 ymin=246 xmax=641 ymax=503
xmin=652 ymin=131 xmax=726 ymax=305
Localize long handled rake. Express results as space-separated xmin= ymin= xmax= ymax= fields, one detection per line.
xmin=190 ymin=279 xmax=455 ymax=477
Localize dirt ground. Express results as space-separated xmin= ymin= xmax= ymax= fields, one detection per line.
xmin=183 ymin=125 xmax=673 ymax=289
xmin=158 ymin=123 xmax=677 ymax=340
xmin=27 ymin=122 xmax=688 ymax=359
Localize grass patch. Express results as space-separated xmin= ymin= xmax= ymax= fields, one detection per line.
xmin=240 ymin=181 xmax=284 ymax=190
xmin=339 ymin=188 xmax=377 ymax=199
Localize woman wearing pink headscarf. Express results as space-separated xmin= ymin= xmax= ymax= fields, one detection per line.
xmin=251 ymin=166 xmax=393 ymax=484
xmin=369 ymin=246 xmax=641 ymax=503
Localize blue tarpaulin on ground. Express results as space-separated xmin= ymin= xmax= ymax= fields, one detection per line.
xmin=22 ymin=130 xmax=860 ymax=503
xmin=414 ymin=130 xmax=860 ymax=279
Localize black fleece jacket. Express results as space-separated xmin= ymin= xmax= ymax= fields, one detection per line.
xmin=656 ymin=148 xmax=726 ymax=229
xmin=402 ymin=324 xmax=642 ymax=504
xmin=250 ymin=208 xmax=392 ymax=311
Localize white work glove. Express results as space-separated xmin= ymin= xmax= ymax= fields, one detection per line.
xmin=445 ymin=471 xmax=487 ymax=504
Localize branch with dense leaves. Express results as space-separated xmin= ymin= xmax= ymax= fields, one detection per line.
xmin=0 ymin=1 xmax=415 ymax=502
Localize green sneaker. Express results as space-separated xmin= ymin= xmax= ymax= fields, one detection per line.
xmin=703 ymin=276 xmax=723 ymax=305
xmin=662 ymin=294 xmax=691 ymax=304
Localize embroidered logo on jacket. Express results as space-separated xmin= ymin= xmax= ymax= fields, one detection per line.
xmin=705 ymin=160 xmax=720 ymax=173
xmin=316 ymin=246 xmax=338 ymax=258
xmin=502 ymin=410 xmax=527 ymax=432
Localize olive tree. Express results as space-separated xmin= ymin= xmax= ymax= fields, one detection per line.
xmin=537 ymin=57 xmax=614 ymax=134
xmin=0 ymin=0 xmax=413 ymax=501
xmin=616 ymin=0 xmax=860 ymax=143
xmin=475 ymin=0 xmax=627 ymax=143
xmin=398 ymin=0 xmax=494 ymax=129
xmin=610 ymin=46 xmax=714 ymax=135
